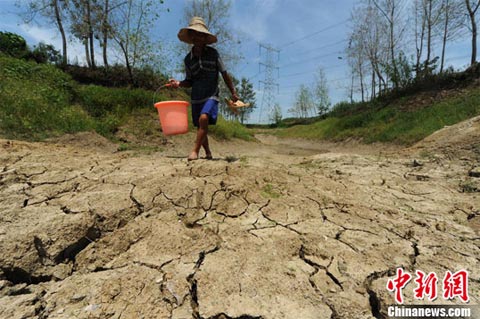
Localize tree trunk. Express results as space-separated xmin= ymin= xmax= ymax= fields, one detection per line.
xmin=466 ymin=0 xmax=479 ymax=65
xmin=440 ymin=0 xmax=449 ymax=73
xmin=415 ymin=0 xmax=426 ymax=75
xmin=473 ymin=18 xmax=478 ymax=65
xmin=359 ymin=62 xmax=365 ymax=102
xmin=102 ymin=0 xmax=109 ymax=68
xmin=53 ymin=0 xmax=67 ymax=66
xmin=119 ymin=41 xmax=134 ymax=85
xmin=390 ymin=4 xmax=399 ymax=88
xmin=350 ymin=74 xmax=354 ymax=103
xmin=372 ymin=54 xmax=386 ymax=95
xmin=84 ymin=38 xmax=92 ymax=67
xmin=371 ymin=68 xmax=376 ymax=100
xmin=426 ymin=0 xmax=433 ymax=66
xmin=86 ymin=0 xmax=95 ymax=69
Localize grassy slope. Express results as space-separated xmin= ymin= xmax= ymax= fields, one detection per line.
xmin=277 ymin=85 xmax=480 ymax=145
xmin=0 ymin=55 xmax=252 ymax=141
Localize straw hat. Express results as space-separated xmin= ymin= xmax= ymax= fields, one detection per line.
xmin=178 ymin=17 xmax=217 ymax=45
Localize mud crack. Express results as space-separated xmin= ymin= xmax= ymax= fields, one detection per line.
xmin=187 ymin=245 xmax=221 ymax=319
xmin=363 ymin=268 xmax=396 ymax=319
xmin=299 ymin=245 xmax=343 ymax=291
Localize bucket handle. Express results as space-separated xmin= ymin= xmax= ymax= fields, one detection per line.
xmin=152 ymin=83 xmax=172 ymax=107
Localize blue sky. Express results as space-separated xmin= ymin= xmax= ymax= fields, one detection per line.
xmin=0 ymin=0 xmax=474 ymax=123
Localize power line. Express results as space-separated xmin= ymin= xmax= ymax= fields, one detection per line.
xmin=281 ymin=74 xmax=351 ymax=91
xmin=280 ymin=63 xmax=347 ymax=79
xmin=291 ymin=39 xmax=348 ymax=58
xmin=279 ymin=51 xmax=344 ymax=69
xmin=280 ymin=19 xmax=350 ymax=48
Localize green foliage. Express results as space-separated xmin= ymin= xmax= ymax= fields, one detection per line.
xmin=270 ymin=103 xmax=283 ymax=126
xmin=0 ymin=55 xmax=73 ymax=92
xmin=312 ymin=67 xmax=331 ymax=116
xmin=277 ymin=87 xmax=480 ymax=145
xmin=416 ymin=56 xmax=440 ymax=79
xmin=329 ymin=100 xmax=375 ymax=117
xmin=0 ymin=55 xmax=168 ymax=140
xmin=31 ymin=42 xmax=62 ymax=64
xmin=459 ymin=180 xmax=479 ymax=193
xmin=0 ymin=56 xmax=90 ymax=139
xmin=0 ymin=31 xmax=28 ymax=58
xmin=210 ymin=116 xmax=253 ymax=141
xmin=65 ymin=64 xmax=168 ymax=90
xmin=237 ymin=77 xmax=256 ymax=124
xmin=0 ymin=55 xmax=250 ymax=142
xmin=381 ymin=51 xmax=414 ymax=89
xmin=289 ymin=84 xmax=315 ymax=118
xmin=75 ymin=85 xmax=154 ymax=117
xmin=261 ymin=184 xmax=281 ymax=199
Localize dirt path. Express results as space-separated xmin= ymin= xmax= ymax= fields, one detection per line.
xmin=0 ymin=118 xmax=479 ymax=319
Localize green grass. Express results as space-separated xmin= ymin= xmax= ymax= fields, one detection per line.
xmin=210 ymin=116 xmax=254 ymax=141
xmin=459 ymin=180 xmax=480 ymax=193
xmin=0 ymin=55 xmax=89 ymax=140
xmin=0 ymin=55 xmax=252 ymax=142
xmin=277 ymin=87 xmax=480 ymax=145
xmin=260 ymin=184 xmax=281 ymax=199
xmin=75 ymin=84 xmax=156 ymax=118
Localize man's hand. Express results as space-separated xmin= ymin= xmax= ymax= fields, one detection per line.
xmin=232 ymin=93 xmax=239 ymax=102
xmin=168 ymin=79 xmax=180 ymax=88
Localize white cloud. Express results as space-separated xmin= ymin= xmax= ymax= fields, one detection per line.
xmin=232 ymin=0 xmax=280 ymax=43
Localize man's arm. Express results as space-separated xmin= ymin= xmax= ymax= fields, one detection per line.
xmin=179 ymin=80 xmax=192 ymax=88
xmin=221 ymin=71 xmax=239 ymax=102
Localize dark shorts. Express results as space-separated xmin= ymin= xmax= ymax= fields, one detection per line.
xmin=192 ymin=98 xmax=218 ymax=127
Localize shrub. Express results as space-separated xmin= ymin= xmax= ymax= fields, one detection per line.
xmin=31 ymin=42 xmax=62 ymax=64
xmin=75 ymin=85 xmax=155 ymax=117
xmin=328 ymin=100 xmax=375 ymax=117
xmin=64 ymin=64 xmax=168 ymax=90
xmin=0 ymin=31 xmax=28 ymax=58
xmin=210 ymin=117 xmax=253 ymax=141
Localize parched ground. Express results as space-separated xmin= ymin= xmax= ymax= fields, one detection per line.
xmin=0 ymin=116 xmax=479 ymax=319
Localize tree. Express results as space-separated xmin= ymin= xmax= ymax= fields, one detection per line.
xmin=347 ymin=13 xmax=370 ymax=102
xmin=95 ymin=0 xmax=136 ymax=69
xmin=0 ymin=31 xmax=28 ymax=58
xmin=19 ymin=0 xmax=69 ymax=66
xmin=465 ymin=0 xmax=480 ymax=65
xmin=289 ymin=85 xmax=314 ymax=118
xmin=182 ymin=0 xmax=242 ymax=69
xmin=98 ymin=0 xmax=111 ymax=68
xmin=437 ymin=0 xmax=465 ymax=72
xmin=237 ymin=78 xmax=256 ymax=124
xmin=424 ymin=0 xmax=443 ymax=69
xmin=312 ymin=67 xmax=331 ymax=115
xmin=69 ymin=0 xmax=100 ymax=68
xmin=31 ymin=42 xmax=62 ymax=63
xmin=270 ymin=103 xmax=282 ymax=126
xmin=372 ymin=0 xmax=408 ymax=88
xmin=413 ymin=0 xmax=427 ymax=75
xmin=109 ymin=0 xmax=164 ymax=84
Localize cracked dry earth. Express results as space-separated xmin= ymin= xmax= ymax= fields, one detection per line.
xmin=1 ymin=117 xmax=479 ymax=319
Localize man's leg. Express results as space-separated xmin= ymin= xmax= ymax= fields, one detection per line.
xmin=188 ymin=114 xmax=209 ymax=160
xmin=202 ymin=135 xmax=212 ymax=159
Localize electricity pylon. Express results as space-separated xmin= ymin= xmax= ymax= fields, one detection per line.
xmin=258 ymin=43 xmax=279 ymax=123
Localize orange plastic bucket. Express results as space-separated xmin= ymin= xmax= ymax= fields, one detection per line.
xmin=154 ymin=101 xmax=189 ymax=135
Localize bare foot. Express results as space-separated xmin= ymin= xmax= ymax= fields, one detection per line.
xmin=205 ymin=152 xmax=213 ymax=160
xmin=188 ymin=151 xmax=199 ymax=161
